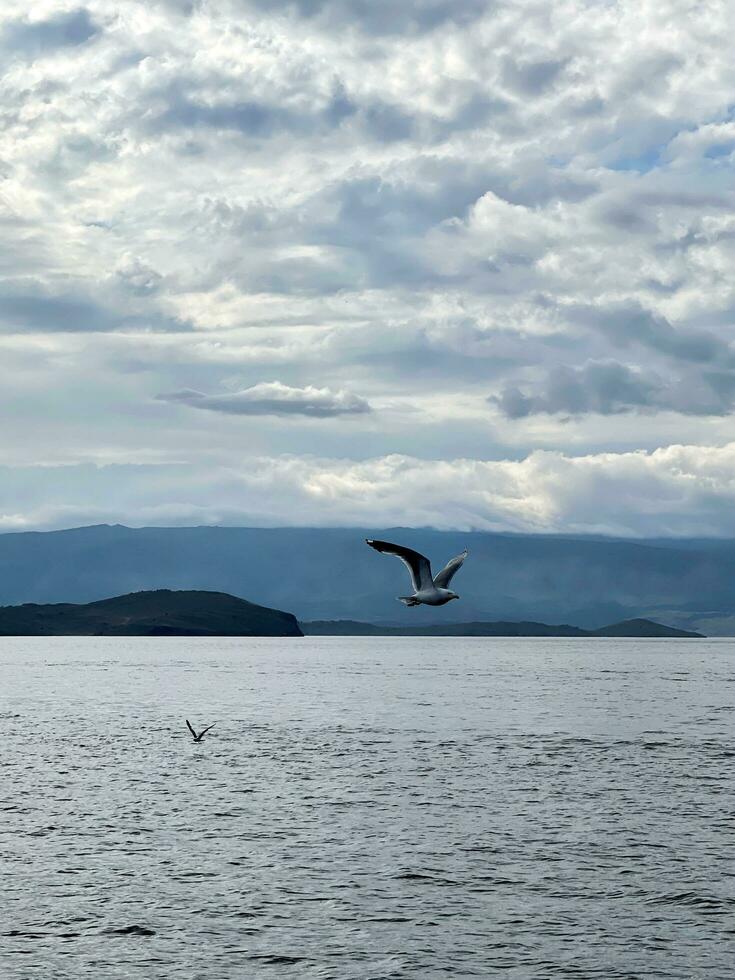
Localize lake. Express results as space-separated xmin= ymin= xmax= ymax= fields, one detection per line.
xmin=2 ymin=636 xmax=735 ymax=978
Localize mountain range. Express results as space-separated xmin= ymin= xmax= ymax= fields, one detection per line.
xmin=0 ymin=523 xmax=733 ymax=634
xmin=301 ymin=618 xmax=703 ymax=638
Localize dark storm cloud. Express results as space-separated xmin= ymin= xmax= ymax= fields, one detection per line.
xmin=159 ymin=382 xmax=372 ymax=418
xmin=2 ymin=9 xmax=99 ymax=56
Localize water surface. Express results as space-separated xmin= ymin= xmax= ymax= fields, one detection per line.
xmin=2 ymin=636 xmax=735 ymax=978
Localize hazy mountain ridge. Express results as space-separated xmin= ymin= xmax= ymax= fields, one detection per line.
xmin=302 ymin=619 xmax=703 ymax=638
xmin=0 ymin=524 xmax=733 ymax=633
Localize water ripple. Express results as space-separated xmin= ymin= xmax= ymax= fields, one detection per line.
xmin=2 ymin=635 xmax=735 ymax=978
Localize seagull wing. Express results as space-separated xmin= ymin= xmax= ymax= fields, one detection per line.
xmin=433 ymin=549 xmax=468 ymax=588
xmin=199 ymin=723 xmax=216 ymax=737
xmin=366 ymin=539 xmax=433 ymax=591
xmin=186 ymin=719 xmax=198 ymax=739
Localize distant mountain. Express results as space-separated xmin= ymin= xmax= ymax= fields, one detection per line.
xmin=302 ymin=619 xmax=703 ymax=638
xmin=303 ymin=619 xmax=587 ymax=637
xmin=0 ymin=523 xmax=733 ymax=633
xmin=0 ymin=590 xmax=303 ymax=637
xmin=592 ymin=618 xmax=702 ymax=638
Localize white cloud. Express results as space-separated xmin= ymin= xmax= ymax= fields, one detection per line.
xmin=158 ymin=381 xmax=371 ymax=417
xmin=6 ymin=442 xmax=735 ymax=537
xmin=1 ymin=0 xmax=735 ymax=532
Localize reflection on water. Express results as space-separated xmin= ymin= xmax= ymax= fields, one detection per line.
xmin=2 ymin=636 xmax=735 ymax=978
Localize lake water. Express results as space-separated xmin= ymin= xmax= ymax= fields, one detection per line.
xmin=2 ymin=636 xmax=735 ymax=979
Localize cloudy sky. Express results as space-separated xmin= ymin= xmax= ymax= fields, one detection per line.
xmin=2 ymin=0 xmax=735 ymax=536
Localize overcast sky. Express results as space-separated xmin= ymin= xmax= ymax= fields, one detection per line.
xmin=2 ymin=0 xmax=735 ymax=536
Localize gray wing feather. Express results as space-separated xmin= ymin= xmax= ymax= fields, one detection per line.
xmin=366 ymin=539 xmax=433 ymax=591
xmin=433 ymin=550 xmax=468 ymax=588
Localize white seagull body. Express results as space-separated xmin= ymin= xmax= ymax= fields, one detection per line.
xmin=366 ymin=539 xmax=468 ymax=607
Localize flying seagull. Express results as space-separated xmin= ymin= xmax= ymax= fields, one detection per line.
xmin=186 ymin=719 xmax=216 ymax=742
xmin=366 ymin=539 xmax=468 ymax=607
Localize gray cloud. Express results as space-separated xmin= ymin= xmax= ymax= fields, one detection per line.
xmin=241 ymin=0 xmax=488 ymax=36
xmin=2 ymin=9 xmax=99 ymax=56
xmin=0 ymin=287 xmax=188 ymax=334
xmin=0 ymin=290 xmax=123 ymax=333
xmin=493 ymin=361 xmax=735 ymax=419
xmin=159 ymin=382 xmax=372 ymax=418
xmin=574 ymin=304 xmax=735 ymax=367
xmin=152 ymin=85 xmax=355 ymax=138
xmin=501 ymin=58 xmax=569 ymax=96
xmin=493 ymin=362 xmax=663 ymax=418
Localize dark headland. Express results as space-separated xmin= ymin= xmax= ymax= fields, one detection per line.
xmin=0 ymin=590 xmax=303 ymax=637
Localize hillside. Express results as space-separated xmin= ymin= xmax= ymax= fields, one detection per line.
xmin=592 ymin=618 xmax=702 ymax=638
xmin=0 ymin=524 xmax=733 ymax=633
xmin=302 ymin=618 xmax=703 ymax=638
xmin=0 ymin=590 xmax=303 ymax=637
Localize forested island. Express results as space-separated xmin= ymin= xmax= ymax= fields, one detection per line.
xmin=0 ymin=590 xmax=303 ymax=637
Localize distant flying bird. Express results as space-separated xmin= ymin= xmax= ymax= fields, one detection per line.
xmin=186 ymin=719 xmax=216 ymax=742
xmin=366 ymin=539 xmax=468 ymax=607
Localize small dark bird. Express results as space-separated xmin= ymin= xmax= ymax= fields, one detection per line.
xmin=186 ymin=719 xmax=216 ymax=742
xmin=366 ymin=538 xmax=468 ymax=606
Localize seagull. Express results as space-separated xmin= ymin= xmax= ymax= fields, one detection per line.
xmin=186 ymin=719 xmax=216 ymax=742
xmin=366 ymin=539 xmax=468 ymax=607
